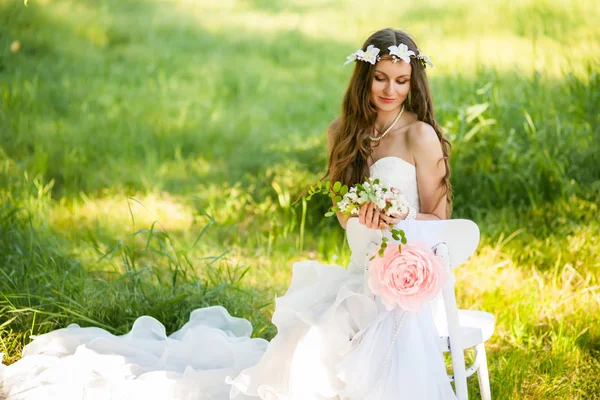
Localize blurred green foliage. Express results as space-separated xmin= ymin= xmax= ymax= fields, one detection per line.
xmin=1 ymin=0 xmax=599 ymax=398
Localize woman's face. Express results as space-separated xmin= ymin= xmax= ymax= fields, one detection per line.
xmin=370 ymin=58 xmax=412 ymax=113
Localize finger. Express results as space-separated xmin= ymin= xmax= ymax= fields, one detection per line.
xmin=380 ymin=213 xmax=396 ymax=223
xmin=380 ymin=213 xmax=401 ymax=227
xmin=358 ymin=203 xmax=367 ymax=224
xmin=380 ymin=213 xmax=391 ymax=222
xmin=372 ymin=208 xmax=381 ymax=229
xmin=379 ymin=220 xmax=391 ymax=230
xmin=365 ymin=203 xmax=374 ymax=228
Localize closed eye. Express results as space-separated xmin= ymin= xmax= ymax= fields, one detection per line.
xmin=375 ymin=76 xmax=409 ymax=85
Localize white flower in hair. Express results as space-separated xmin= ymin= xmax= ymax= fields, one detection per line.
xmin=344 ymin=52 xmax=358 ymax=66
xmin=417 ymin=49 xmax=434 ymax=68
xmin=345 ymin=45 xmax=381 ymax=66
xmin=388 ymin=44 xmax=415 ymax=64
xmin=359 ymin=45 xmax=380 ymax=65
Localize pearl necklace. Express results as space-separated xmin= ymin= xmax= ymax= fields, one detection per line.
xmin=369 ymin=105 xmax=405 ymax=142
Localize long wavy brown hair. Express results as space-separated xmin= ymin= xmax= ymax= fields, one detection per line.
xmin=325 ymin=28 xmax=453 ymax=216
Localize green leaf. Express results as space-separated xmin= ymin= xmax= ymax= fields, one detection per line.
xmin=392 ymin=234 xmax=400 ymax=241
xmin=329 ymin=192 xmax=335 ymax=198
xmin=373 ymin=178 xmax=380 ymax=184
xmin=326 ymin=181 xmax=331 ymax=190
xmin=333 ymin=181 xmax=342 ymax=192
xmin=378 ymin=248 xmax=384 ymax=256
xmin=340 ymin=185 xmax=349 ymax=195
xmin=324 ymin=211 xmax=335 ymax=217
xmin=317 ymin=181 xmax=322 ymax=189
xmin=331 ymin=206 xmax=340 ymax=212
xmin=401 ymin=237 xmax=407 ymax=244
xmin=369 ymin=255 xmax=376 ymax=261
xmin=334 ymin=196 xmax=342 ymax=202
xmin=392 ymin=228 xmax=405 ymax=237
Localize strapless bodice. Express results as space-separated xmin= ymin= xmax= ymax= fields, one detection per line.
xmin=369 ymin=156 xmax=420 ymax=212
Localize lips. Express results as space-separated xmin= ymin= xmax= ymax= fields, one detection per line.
xmin=379 ymin=97 xmax=396 ymax=103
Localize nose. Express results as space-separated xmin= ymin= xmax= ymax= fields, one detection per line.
xmin=383 ymin=80 xmax=394 ymax=95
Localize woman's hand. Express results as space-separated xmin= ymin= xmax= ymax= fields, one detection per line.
xmin=358 ymin=202 xmax=381 ymax=229
xmin=379 ymin=212 xmax=406 ymax=229
xmin=359 ymin=202 xmax=409 ymax=230
xmin=357 ymin=202 xmax=396 ymax=230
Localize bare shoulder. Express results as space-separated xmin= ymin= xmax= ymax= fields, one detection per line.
xmin=406 ymin=121 xmax=443 ymax=165
xmin=406 ymin=121 xmax=439 ymax=146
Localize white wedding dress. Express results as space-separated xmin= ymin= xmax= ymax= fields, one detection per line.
xmin=0 ymin=157 xmax=457 ymax=400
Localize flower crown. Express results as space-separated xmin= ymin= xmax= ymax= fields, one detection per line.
xmin=344 ymin=44 xmax=434 ymax=69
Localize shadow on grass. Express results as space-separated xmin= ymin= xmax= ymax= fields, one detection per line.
xmin=0 ymin=0 xmax=335 ymax=195
xmin=1 ymin=0 xmax=598 ymax=216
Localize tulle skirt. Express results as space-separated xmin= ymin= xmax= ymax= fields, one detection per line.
xmin=1 ymin=260 xmax=456 ymax=400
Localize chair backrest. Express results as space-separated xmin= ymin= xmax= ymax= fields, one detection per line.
xmin=393 ymin=219 xmax=480 ymax=268
xmin=345 ymin=218 xmax=480 ymax=268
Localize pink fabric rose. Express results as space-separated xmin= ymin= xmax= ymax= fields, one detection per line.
xmin=367 ymin=242 xmax=447 ymax=312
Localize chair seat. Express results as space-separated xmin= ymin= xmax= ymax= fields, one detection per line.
xmin=439 ymin=310 xmax=495 ymax=351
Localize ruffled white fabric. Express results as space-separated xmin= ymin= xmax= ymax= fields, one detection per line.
xmin=1 ymin=157 xmax=457 ymax=399
xmin=0 ymin=306 xmax=268 ymax=399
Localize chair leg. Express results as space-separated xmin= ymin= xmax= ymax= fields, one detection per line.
xmin=475 ymin=343 xmax=491 ymax=400
xmin=451 ymin=348 xmax=468 ymax=400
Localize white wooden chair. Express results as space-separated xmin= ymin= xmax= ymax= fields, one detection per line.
xmin=397 ymin=219 xmax=494 ymax=400
xmin=347 ymin=218 xmax=494 ymax=399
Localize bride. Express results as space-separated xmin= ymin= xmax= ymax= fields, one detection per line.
xmin=0 ymin=28 xmax=457 ymax=400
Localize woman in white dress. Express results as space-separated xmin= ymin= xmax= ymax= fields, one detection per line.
xmin=0 ymin=28 xmax=456 ymax=400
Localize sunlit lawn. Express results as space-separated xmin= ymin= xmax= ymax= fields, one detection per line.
xmin=1 ymin=0 xmax=599 ymax=398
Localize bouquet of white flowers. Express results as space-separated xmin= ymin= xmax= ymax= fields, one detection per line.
xmin=306 ymin=178 xmax=447 ymax=314
xmin=306 ymin=177 xmax=409 ymax=257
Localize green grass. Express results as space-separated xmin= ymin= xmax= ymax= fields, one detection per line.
xmin=1 ymin=0 xmax=599 ymax=398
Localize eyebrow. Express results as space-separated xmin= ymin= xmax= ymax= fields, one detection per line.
xmin=375 ymin=70 xmax=410 ymax=78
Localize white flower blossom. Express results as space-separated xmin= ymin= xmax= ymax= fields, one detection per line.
xmin=358 ymin=192 xmax=370 ymax=203
xmin=388 ymin=44 xmax=415 ymax=64
xmin=357 ymin=45 xmax=380 ymax=65
xmin=335 ymin=176 xmax=411 ymax=220
xmin=343 ymin=52 xmax=357 ymax=66
xmin=421 ymin=54 xmax=434 ymax=68
xmin=344 ymin=45 xmax=381 ymax=66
